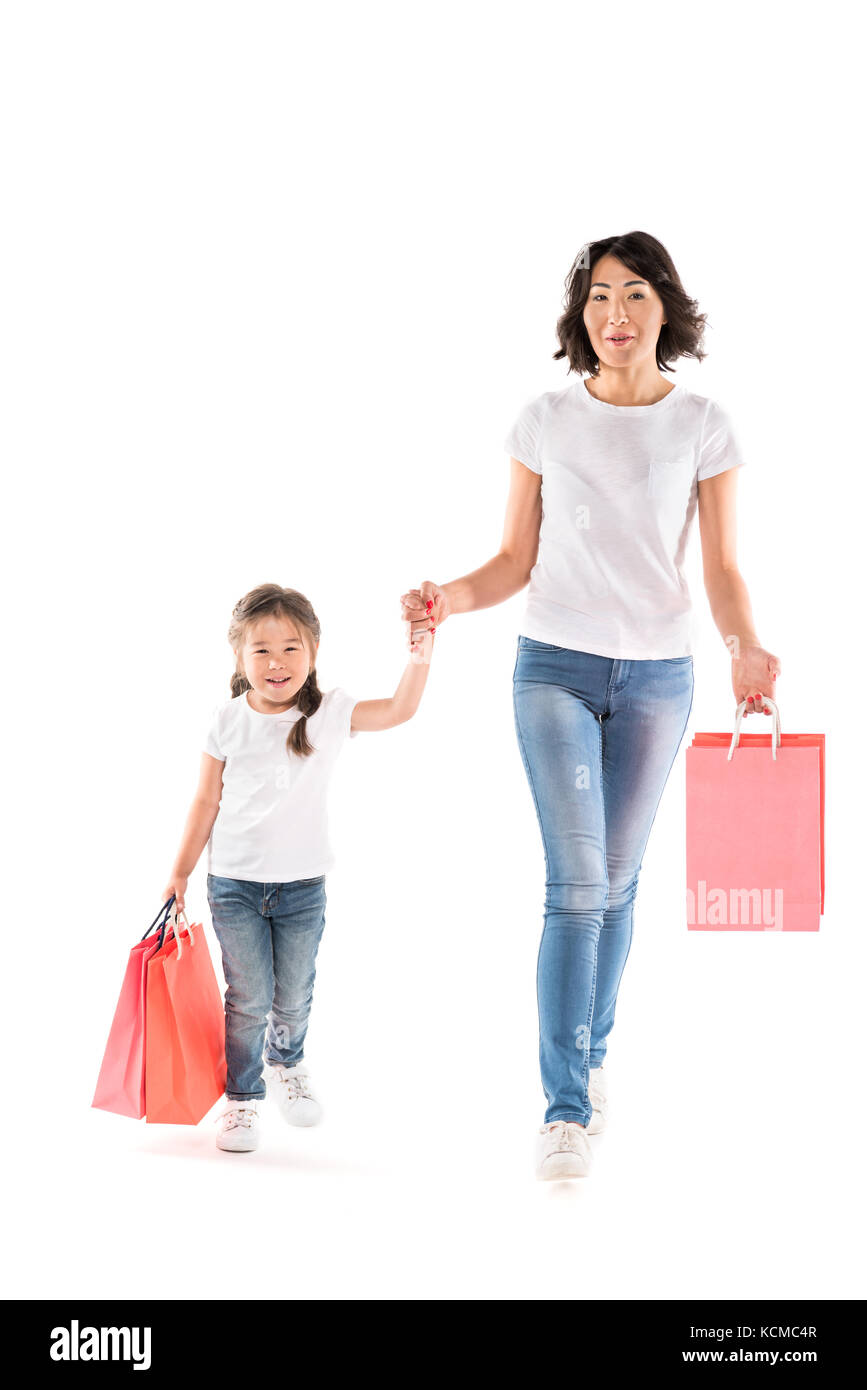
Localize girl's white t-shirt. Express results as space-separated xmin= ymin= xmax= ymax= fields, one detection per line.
xmin=503 ymin=376 xmax=746 ymax=659
xmin=203 ymin=686 xmax=359 ymax=884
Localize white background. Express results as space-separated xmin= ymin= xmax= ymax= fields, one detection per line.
xmin=2 ymin=1 xmax=862 ymax=1301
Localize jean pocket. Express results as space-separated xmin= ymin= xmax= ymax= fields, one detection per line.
xmin=518 ymin=635 xmax=564 ymax=652
xmin=206 ymin=875 xmax=250 ymax=914
xmin=206 ymin=874 xmax=235 ymax=891
xmin=659 ymin=655 xmax=693 ymax=664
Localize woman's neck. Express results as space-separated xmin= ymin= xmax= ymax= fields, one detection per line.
xmin=583 ymin=371 xmax=676 ymax=408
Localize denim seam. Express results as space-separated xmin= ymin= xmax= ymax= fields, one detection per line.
xmin=597 ymin=874 xmax=639 ymax=1063
xmin=604 ymin=660 xmax=618 ymax=711
xmin=581 ymin=713 xmax=605 ymax=1123
xmin=513 ymin=666 xmax=559 ymax=1118
xmin=633 ymin=672 xmax=695 ymax=870
xmin=512 ymin=683 xmax=552 ymax=890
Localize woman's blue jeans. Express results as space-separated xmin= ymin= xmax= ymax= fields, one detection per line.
xmin=512 ymin=636 xmax=694 ymax=1126
xmin=206 ymin=874 xmax=328 ymax=1102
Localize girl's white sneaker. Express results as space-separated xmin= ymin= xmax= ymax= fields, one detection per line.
xmin=587 ymin=1066 xmax=608 ymax=1135
xmin=266 ymin=1062 xmax=322 ymax=1127
xmin=215 ymin=1098 xmax=261 ymax=1152
xmin=537 ymin=1121 xmax=593 ymax=1180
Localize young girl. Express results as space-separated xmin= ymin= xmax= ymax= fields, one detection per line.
xmin=163 ymin=581 xmax=435 ymax=1152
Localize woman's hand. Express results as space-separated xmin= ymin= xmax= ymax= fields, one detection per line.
xmin=161 ymin=875 xmax=188 ymax=913
xmin=399 ymin=581 xmax=450 ymax=653
xmin=731 ymin=643 xmax=782 ymax=715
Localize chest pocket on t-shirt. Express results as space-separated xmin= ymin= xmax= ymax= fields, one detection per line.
xmin=646 ymin=451 xmax=695 ymax=501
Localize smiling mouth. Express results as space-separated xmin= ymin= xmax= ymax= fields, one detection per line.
xmin=267 ymin=677 xmax=290 ymax=685
xmin=608 ymin=335 xmax=633 ymax=343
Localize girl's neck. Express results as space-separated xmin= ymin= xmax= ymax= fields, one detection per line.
xmin=245 ymin=688 xmax=300 ymax=716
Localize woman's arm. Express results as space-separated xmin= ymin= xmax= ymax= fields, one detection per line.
xmin=162 ymin=753 xmax=225 ymax=910
xmin=697 ymin=468 xmax=782 ymax=713
xmin=400 ymin=458 xmax=542 ymax=635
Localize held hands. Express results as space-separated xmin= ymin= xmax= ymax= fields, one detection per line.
xmin=399 ymin=581 xmax=450 ymax=656
xmin=161 ymin=875 xmax=188 ymax=913
xmin=731 ymin=642 xmax=782 ymax=715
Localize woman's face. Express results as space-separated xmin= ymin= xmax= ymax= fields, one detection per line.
xmin=240 ymin=614 xmax=317 ymax=708
xmin=582 ymin=254 xmax=667 ymax=372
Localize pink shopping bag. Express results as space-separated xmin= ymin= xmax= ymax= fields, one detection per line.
xmin=91 ymin=898 xmax=176 ymax=1118
xmin=686 ymin=699 xmax=825 ymax=932
xmin=144 ymin=910 xmax=227 ymax=1125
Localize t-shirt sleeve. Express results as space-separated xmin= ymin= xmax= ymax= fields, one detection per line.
xmin=697 ymin=399 xmax=746 ymax=482
xmin=331 ymin=687 xmax=360 ymax=740
xmin=504 ymin=395 xmax=545 ymax=475
xmin=203 ymin=709 xmax=226 ymax=761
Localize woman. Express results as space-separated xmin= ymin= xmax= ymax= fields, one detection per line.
xmin=399 ymin=231 xmax=781 ymax=1181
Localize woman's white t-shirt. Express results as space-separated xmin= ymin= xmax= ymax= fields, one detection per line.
xmin=203 ymin=686 xmax=359 ymax=883
xmin=503 ymin=376 xmax=746 ymax=659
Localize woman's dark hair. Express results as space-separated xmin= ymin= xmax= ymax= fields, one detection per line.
xmin=553 ymin=230 xmax=708 ymax=376
xmin=228 ymin=583 xmax=322 ymax=759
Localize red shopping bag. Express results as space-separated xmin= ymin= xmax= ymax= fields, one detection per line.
xmin=144 ymin=910 xmax=227 ymax=1124
xmin=686 ymin=699 xmax=825 ymax=932
xmin=91 ymin=898 xmax=176 ymax=1118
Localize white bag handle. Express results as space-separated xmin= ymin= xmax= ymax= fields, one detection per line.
xmin=728 ymin=697 xmax=781 ymax=762
xmin=166 ymin=904 xmax=196 ymax=958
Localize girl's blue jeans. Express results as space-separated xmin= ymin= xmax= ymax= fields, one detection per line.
xmin=206 ymin=873 xmax=327 ymax=1102
xmin=512 ymin=636 xmax=694 ymax=1126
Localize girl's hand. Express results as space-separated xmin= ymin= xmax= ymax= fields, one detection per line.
xmin=399 ymin=581 xmax=449 ymax=653
xmin=162 ymin=875 xmax=188 ymax=912
xmin=731 ymin=643 xmax=782 ymax=715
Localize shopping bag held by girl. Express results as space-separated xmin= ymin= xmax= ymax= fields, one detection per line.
xmin=144 ymin=906 xmax=227 ymax=1124
xmin=91 ymin=897 xmax=176 ymax=1118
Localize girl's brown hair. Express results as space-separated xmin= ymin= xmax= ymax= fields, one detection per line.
xmin=553 ymin=230 xmax=708 ymax=376
xmin=228 ymin=583 xmax=323 ymax=759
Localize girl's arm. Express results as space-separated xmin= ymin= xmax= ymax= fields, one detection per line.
xmin=400 ymin=458 xmax=542 ymax=636
xmin=697 ymin=468 xmax=782 ymax=713
xmin=350 ymin=646 xmax=433 ymax=734
xmin=162 ymin=753 xmax=224 ymax=910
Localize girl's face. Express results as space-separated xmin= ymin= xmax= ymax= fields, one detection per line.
xmin=240 ymin=614 xmax=317 ymax=710
xmin=582 ymin=254 xmax=667 ymax=372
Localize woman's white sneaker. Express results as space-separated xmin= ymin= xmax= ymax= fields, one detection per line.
xmin=215 ymin=1098 xmax=261 ymax=1152
xmin=587 ymin=1066 xmax=608 ymax=1135
xmin=266 ymin=1062 xmax=322 ymax=1127
xmin=537 ymin=1121 xmax=593 ymax=1180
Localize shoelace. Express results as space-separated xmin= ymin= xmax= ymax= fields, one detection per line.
xmin=541 ymin=1121 xmax=587 ymax=1153
xmin=214 ymin=1105 xmax=257 ymax=1131
xmin=275 ymin=1070 xmax=313 ymax=1102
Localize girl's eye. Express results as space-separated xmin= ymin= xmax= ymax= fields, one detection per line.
xmin=591 ymin=292 xmax=645 ymax=301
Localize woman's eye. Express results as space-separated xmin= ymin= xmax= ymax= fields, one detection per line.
xmin=592 ymin=292 xmax=644 ymax=301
